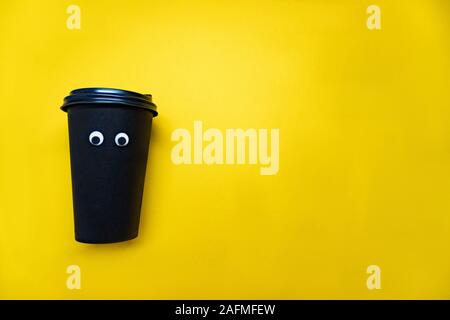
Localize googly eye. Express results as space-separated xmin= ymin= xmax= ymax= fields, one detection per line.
xmin=115 ymin=132 xmax=129 ymax=147
xmin=89 ymin=131 xmax=104 ymax=146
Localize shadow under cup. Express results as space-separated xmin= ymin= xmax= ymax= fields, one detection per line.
xmin=61 ymin=88 xmax=158 ymax=243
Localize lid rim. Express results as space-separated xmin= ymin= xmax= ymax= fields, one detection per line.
xmin=61 ymin=87 xmax=158 ymax=116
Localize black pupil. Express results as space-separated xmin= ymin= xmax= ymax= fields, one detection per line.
xmin=118 ymin=137 xmax=127 ymax=145
xmin=91 ymin=136 xmax=100 ymax=145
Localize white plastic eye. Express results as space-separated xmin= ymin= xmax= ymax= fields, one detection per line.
xmin=89 ymin=131 xmax=104 ymax=146
xmin=115 ymin=132 xmax=129 ymax=147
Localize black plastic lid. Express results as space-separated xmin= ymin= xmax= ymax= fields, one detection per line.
xmin=61 ymin=88 xmax=158 ymax=116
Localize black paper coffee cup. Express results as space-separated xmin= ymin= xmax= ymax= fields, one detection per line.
xmin=61 ymin=88 xmax=158 ymax=243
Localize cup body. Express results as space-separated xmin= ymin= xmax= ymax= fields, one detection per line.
xmin=62 ymin=88 xmax=157 ymax=243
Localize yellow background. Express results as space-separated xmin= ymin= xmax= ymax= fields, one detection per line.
xmin=0 ymin=0 xmax=449 ymax=299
